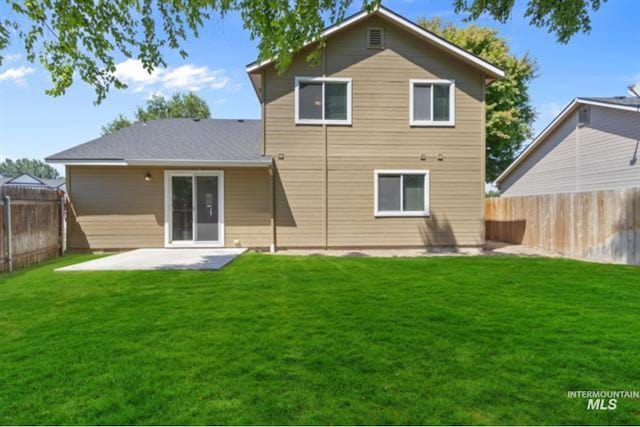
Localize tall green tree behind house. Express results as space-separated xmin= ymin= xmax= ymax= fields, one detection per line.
xmin=0 ymin=0 xmax=605 ymax=103
xmin=0 ymin=158 xmax=61 ymax=179
xmin=100 ymin=114 xmax=132 ymax=136
xmin=101 ymin=92 xmax=211 ymax=135
xmin=418 ymin=17 xmax=537 ymax=182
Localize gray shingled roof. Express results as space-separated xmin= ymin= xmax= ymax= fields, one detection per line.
xmin=580 ymin=96 xmax=640 ymax=108
xmin=47 ymin=118 xmax=271 ymax=164
xmin=0 ymin=175 xmax=65 ymax=189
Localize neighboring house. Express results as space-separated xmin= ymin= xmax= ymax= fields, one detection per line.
xmin=0 ymin=173 xmax=66 ymax=192
xmin=46 ymin=5 xmax=504 ymax=251
xmin=496 ymin=97 xmax=640 ymax=196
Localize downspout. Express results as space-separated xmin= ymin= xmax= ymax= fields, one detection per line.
xmin=480 ymin=73 xmax=486 ymax=245
xmin=263 ymin=70 xmax=277 ymax=253
xmin=322 ymin=44 xmax=329 ymax=249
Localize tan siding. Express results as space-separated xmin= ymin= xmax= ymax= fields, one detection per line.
xmin=265 ymin=15 xmax=485 ymax=247
xmin=500 ymin=106 xmax=640 ymax=196
xmin=67 ymin=166 xmax=271 ymax=250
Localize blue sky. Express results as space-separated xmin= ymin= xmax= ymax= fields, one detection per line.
xmin=1 ymin=0 xmax=638 ymax=176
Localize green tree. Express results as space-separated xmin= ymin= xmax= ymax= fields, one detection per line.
xmin=100 ymin=114 xmax=131 ymax=136
xmin=101 ymin=92 xmax=211 ymax=135
xmin=0 ymin=0 xmax=605 ymax=103
xmin=418 ymin=17 xmax=537 ymax=182
xmin=0 ymin=158 xmax=61 ymax=179
xmin=135 ymin=92 xmax=211 ymax=122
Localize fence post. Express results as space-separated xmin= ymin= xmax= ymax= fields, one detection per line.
xmin=59 ymin=193 xmax=66 ymax=255
xmin=3 ymin=195 xmax=12 ymax=273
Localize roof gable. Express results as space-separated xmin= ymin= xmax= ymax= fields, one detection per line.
xmin=7 ymin=173 xmax=45 ymax=185
xmin=496 ymin=97 xmax=640 ymax=185
xmin=246 ymin=5 xmax=504 ymax=95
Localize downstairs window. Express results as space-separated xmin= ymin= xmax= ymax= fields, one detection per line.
xmin=374 ymin=170 xmax=430 ymax=217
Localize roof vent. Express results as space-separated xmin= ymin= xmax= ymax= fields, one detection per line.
xmin=614 ymin=95 xmax=626 ymax=99
xmin=578 ymin=105 xmax=590 ymax=126
xmin=237 ymin=119 xmax=245 ymax=122
xmin=193 ymin=118 xmax=201 ymax=121
xmin=367 ymin=27 xmax=384 ymax=49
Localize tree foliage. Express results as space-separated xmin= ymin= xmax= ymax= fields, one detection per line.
xmin=100 ymin=114 xmax=131 ymax=136
xmin=101 ymin=92 xmax=211 ymax=135
xmin=0 ymin=158 xmax=61 ymax=179
xmin=0 ymin=0 xmax=605 ymax=103
xmin=418 ymin=17 xmax=537 ymax=182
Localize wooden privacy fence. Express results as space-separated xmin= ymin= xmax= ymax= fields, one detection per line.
xmin=1 ymin=186 xmax=66 ymax=272
xmin=485 ymin=188 xmax=640 ymax=265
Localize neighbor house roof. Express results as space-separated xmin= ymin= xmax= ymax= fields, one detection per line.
xmin=0 ymin=173 xmax=65 ymax=190
xmin=495 ymin=96 xmax=640 ymax=185
xmin=46 ymin=118 xmax=271 ymax=167
xmin=245 ymin=5 xmax=505 ymax=98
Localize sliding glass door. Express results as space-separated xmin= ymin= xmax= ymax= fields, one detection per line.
xmin=166 ymin=171 xmax=223 ymax=246
xmin=171 ymin=176 xmax=194 ymax=241
xmin=195 ymin=176 xmax=219 ymax=241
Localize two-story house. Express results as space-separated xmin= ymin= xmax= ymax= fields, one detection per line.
xmin=46 ymin=5 xmax=504 ymax=251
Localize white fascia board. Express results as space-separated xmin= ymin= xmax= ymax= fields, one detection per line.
xmin=46 ymin=159 xmax=128 ymax=166
xmin=576 ymin=98 xmax=640 ymax=113
xmin=127 ymin=159 xmax=272 ymax=167
xmin=376 ymin=8 xmax=504 ymax=79
xmin=47 ymin=159 xmax=272 ymax=167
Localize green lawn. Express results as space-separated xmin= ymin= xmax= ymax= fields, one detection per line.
xmin=1 ymin=253 xmax=639 ymax=425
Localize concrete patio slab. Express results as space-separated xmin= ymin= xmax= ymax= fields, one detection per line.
xmin=56 ymin=248 xmax=247 ymax=271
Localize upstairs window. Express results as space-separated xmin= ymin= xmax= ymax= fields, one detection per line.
xmin=374 ymin=170 xmax=430 ymax=217
xmin=410 ymin=79 xmax=455 ymax=126
xmin=295 ymin=77 xmax=352 ymax=125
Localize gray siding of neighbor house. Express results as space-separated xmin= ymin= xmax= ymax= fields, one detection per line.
xmin=500 ymin=106 xmax=640 ymax=196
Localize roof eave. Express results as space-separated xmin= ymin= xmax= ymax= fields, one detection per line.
xmin=46 ymin=158 xmax=273 ymax=167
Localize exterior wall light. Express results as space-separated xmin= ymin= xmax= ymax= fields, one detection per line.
xmin=145 ymin=173 xmax=152 ymax=181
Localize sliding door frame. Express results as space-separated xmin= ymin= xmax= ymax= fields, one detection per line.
xmin=163 ymin=170 xmax=225 ymax=248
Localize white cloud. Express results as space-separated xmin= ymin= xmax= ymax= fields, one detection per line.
xmin=114 ymin=59 xmax=230 ymax=94
xmin=114 ymin=59 xmax=162 ymax=92
xmin=4 ymin=53 xmax=22 ymax=62
xmin=0 ymin=66 xmax=35 ymax=85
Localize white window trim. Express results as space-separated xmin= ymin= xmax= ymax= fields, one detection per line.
xmin=164 ymin=170 xmax=225 ymax=248
xmin=409 ymin=79 xmax=455 ymax=126
xmin=373 ymin=169 xmax=430 ymax=217
xmin=295 ymin=76 xmax=352 ymax=125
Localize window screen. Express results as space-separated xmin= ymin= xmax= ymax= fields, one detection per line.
xmin=403 ymin=174 xmax=425 ymax=211
xmin=298 ymin=82 xmax=323 ymax=120
xmin=378 ymin=175 xmax=401 ymax=211
xmin=325 ymin=82 xmax=348 ymax=120
xmin=433 ymin=85 xmax=450 ymax=121
xmin=413 ymin=84 xmax=432 ymax=122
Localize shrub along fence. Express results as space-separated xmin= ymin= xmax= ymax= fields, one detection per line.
xmin=485 ymin=188 xmax=640 ymax=265
xmin=1 ymin=186 xmax=66 ymax=272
